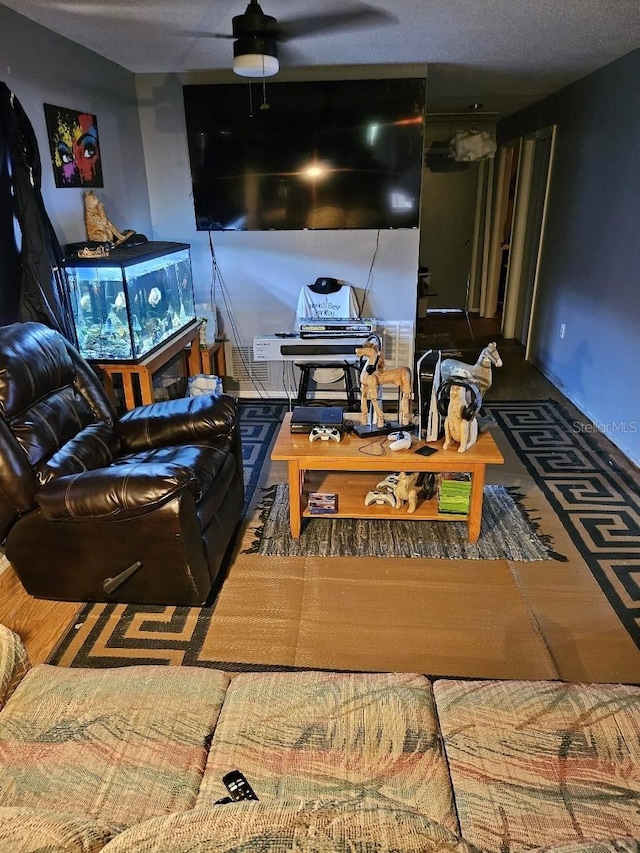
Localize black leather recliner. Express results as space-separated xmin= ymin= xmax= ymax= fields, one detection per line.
xmin=0 ymin=322 xmax=244 ymax=605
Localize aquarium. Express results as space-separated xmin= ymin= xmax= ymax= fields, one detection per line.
xmin=65 ymin=242 xmax=196 ymax=362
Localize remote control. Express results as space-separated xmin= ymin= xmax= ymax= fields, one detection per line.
xmin=222 ymin=770 xmax=259 ymax=801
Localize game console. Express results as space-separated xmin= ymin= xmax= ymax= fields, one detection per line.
xmin=364 ymin=490 xmax=397 ymax=508
xmin=309 ymin=426 xmax=342 ymax=443
xmin=387 ymin=431 xmax=412 ymax=451
xmin=416 ymin=348 xmax=442 ymax=442
xmin=290 ymin=406 xmax=343 ymax=434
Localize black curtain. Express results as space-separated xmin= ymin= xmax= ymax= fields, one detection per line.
xmin=0 ymin=91 xmax=21 ymax=326
xmin=0 ymin=82 xmax=77 ymax=346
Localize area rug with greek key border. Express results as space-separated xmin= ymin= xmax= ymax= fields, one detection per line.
xmin=47 ymin=399 xmax=640 ymax=673
xmin=237 ymin=401 xmax=286 ymax=513
xmin=486 ymin=400 xmax=640 ymax=647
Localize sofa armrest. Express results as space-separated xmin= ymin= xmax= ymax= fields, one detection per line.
xmin=0 ymin=807 xmax=114 ymax=852
xmin=117 ymin=393 xmax=238 ymax=453
xmin=0 ymin=624 xmax=30 ymax=708
xmin=35 ymin=462 xmax=199 ymax=522
xmin=98 ymin=800 xmax=475 ymax=853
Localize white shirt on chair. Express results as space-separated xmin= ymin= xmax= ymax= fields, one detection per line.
xmin=294 ymin=284 xmax=359 ymax=385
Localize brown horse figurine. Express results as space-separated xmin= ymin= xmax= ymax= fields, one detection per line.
xmin=354 ymin=336 xmax=412 ymax=427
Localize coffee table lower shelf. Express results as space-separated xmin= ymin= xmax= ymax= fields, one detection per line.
xmin=301 ymin=470 xmax=467 ymax=525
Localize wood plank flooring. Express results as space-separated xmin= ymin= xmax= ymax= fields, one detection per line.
xmin=0 ymin=567 xmax=80 ymax=664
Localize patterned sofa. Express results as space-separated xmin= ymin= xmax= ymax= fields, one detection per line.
xmin=0 ymin=624 xmax=639 ymax=853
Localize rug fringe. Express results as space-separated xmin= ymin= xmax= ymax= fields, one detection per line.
xmin=506 ymin=486 xmax=568 ymax=562
xmin=243 ymin=484 xmax=279 ymax=554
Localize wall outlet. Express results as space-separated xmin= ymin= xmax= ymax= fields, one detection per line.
xmin=560 ymin=323 xmax=566 ymax=339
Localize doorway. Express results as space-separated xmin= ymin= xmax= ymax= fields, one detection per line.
xmin=416 ymin=120 xmax=556 ymax=359
xmin=418 ymin=122 xmax=489 ymax=315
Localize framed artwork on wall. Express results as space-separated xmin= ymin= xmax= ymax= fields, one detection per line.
xmin=44 ymin=103 xmax=103 ymax=188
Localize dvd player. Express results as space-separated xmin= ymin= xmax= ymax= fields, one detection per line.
xmin=298 ymin=318 xmax=376 ymax=338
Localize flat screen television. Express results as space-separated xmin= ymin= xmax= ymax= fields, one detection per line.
xmin=183 ymin=78 xmax=426 ymax=231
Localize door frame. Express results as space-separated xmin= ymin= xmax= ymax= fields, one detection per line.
xmin=481 ymin=140 xmax=520 ymax=318
xmin=501 ymin=125 xmax=557 ymax=355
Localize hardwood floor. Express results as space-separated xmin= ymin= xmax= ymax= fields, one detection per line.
xmin=0 ymin=567 xmax=81 ymax=664
xmin=1 ymin=312 xmax=638 ymax=677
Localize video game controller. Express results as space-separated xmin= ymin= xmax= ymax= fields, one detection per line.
xmin=387 ymin=431 xmax=412 ymax=451
xmin=309 ymin=426 xmax=342 ymax=443
xmin=376 ymin=473 xmax=400 ymax=492
xmin=364 ymin=490 xmax=397 ymax=508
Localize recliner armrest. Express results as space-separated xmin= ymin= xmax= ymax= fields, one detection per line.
xmin=35 ymin=462 xmax=200 ymax=521
xmin=117 ymin=394 xmax=238 ymax=453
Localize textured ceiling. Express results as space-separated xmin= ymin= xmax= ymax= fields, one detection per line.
xmin=2 ymin=0 xmax=639 ymax=117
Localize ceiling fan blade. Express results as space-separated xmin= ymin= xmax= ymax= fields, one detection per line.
xmin=277 ymin=42 xmax=307 ymax=65
xmin=279 ymin=6 xmax=396 ymax=41
xmin=209 ymin=33 xmax=235 ymax=39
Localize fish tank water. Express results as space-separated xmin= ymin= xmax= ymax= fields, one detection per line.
xmin=64 ymin=242 xmax=197 ymax=362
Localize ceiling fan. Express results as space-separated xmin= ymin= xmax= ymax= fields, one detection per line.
xmin=214 ymin=1 xmax=395 ymax=78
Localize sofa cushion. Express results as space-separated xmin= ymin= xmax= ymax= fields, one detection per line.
xmin=198 ymin=670 xmax=459 ymax=833
xmin=529 ymin=841 xmax=640 ymax=853
xmin=0 ymin=806 xmax=114 ymax=852
xmin=100 ymin=799 xmax=480 ymax=853
xmin=0 ymin=624 xmax=30 ymax=708
xmin=433 ymin=679 xmax=640 ymax=853
xmin=0 ymin=664 xmax=230 ymax=827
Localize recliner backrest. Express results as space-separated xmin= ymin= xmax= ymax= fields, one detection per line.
xmin=0 ymin=322 xmax=121 ymax=539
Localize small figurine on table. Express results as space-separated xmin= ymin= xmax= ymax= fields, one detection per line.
xmin=392 ymin=471 xmax=422 ymax=513
xmin=442 ymin=383 xmax=480 ymax=453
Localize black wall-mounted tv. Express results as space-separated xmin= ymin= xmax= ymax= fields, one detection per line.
xmin=183 ymin=78 xmax=426 ymax=232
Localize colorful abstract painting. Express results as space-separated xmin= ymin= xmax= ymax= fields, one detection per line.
xmin=44 ymin=103 xmax=103 ymax=188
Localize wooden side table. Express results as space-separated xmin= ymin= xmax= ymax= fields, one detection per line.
xmin=200 ymin=340 xmax=226 ymax=377
xmin=92 ymin=320 xmax=203 ymax=411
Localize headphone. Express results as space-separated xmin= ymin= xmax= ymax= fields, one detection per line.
xmin=436 ymin=378 xmax=483 ymax=421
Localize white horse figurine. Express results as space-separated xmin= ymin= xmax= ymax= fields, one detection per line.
xmin=439 ymin=342 xmax=503 ymax=394
xmin=354 ymin=337 xmax=412 ymax=428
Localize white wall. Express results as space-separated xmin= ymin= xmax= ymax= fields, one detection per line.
xmin=136 ymin=72 xmax=421 ymax=395
xmin=0 ymin=5 xmax=151 ymax=247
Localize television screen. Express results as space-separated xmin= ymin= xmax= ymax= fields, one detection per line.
xmin=183 ymin=78 xmax=426 ymax=231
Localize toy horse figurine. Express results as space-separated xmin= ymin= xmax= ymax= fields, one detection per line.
xmin=355 ymin=335 xmax=412 ymax=428
xmin=439 ymin=342 xmax=503 ymax=394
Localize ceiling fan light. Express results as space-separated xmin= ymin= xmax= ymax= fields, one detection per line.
xmin=233 ymin=53 xmax=279 ymax=77
xmin=233 ymin=36 xmax=279 ymax=77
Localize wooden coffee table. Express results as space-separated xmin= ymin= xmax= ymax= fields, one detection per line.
xmin=271 ymin=414 xmax=504 ymax=542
